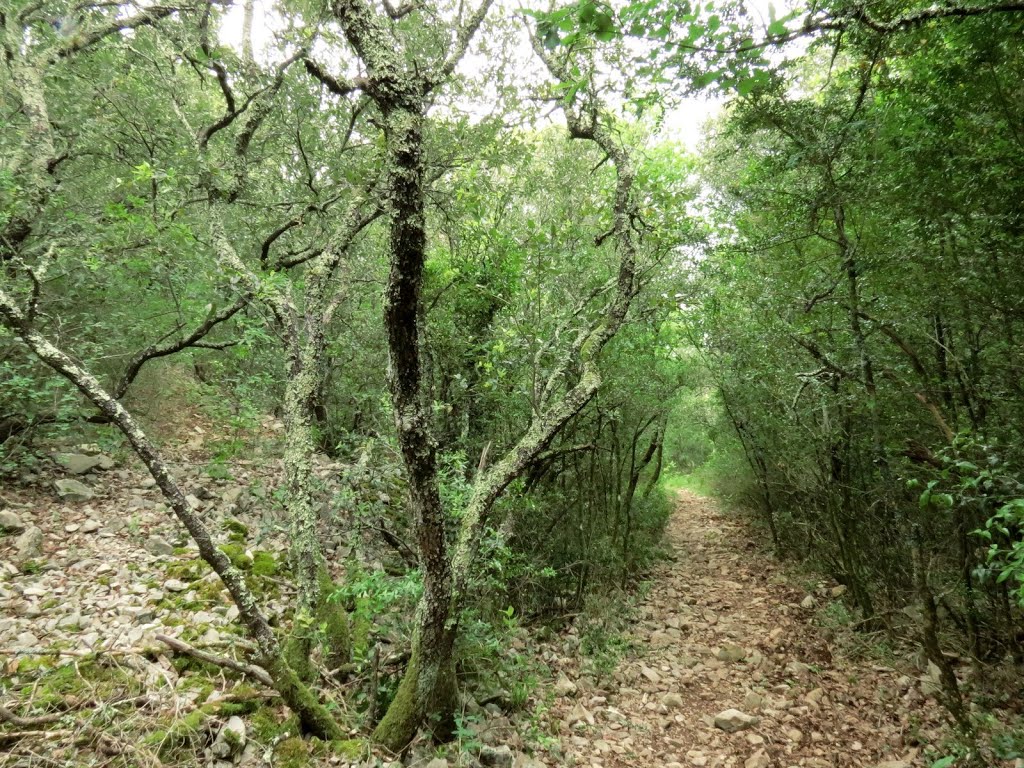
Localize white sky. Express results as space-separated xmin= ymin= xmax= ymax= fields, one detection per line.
xmin=220 ymin=0 xmax=791 ymax=150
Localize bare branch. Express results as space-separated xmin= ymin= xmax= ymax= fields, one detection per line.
xmin=58 ymin=3 xmax=189 ymax=58
xmin=383 ymin=0 xmax=420 ymax=18
xmin=155 ymin=634 xmax=274 ymax=687
xmin=304 ymin=59 xmax=367 ymax=96
xmin=112 ymin=296 xmax=249 ymax=398
xmin=433 ymin=0 xmax=496 ymax=84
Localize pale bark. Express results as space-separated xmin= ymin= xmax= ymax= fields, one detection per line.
xmin=332 ymin=3 xmax=644 ymax=745
xmin=0 ymin=285 xmax=343 ymax=740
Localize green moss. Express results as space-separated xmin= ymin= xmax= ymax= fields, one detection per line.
xmin=328 ymin=738 xmax=366 ymax=759
xmin=164 ymin=560 xmax=206 ymax=582
xmin=263 ymin=655 xmax=344 ymax=741
xmin=223 ymin=518 xmax=250 ymax=541
xmin=274 ymin=736 xmax=310 ymax=768
xmin=373 ymin=651 xmax=420 ymax=751
xmin=219 ymin=543 xmax=253 ymax=570
xmin=352 ymin=612 xmax=372 ymax=656
xmin=317 ymin=572 xmax=351 ymax=668
xmin=22 ymin=659 xmax=142 ymax=709
xmin=145 ymin=707 xmax=213 ymax=756
xmin=372 ymin=648 xmax=457 ymax=751
xmin=251 ymin=550 xmax=278 ymax=577
xmin=249 ymin=706 xmax=286 ymax=742
xmin=283 ymin=629 xmax=316 ymax=684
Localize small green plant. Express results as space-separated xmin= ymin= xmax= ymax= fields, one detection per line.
xmin=452 ymin=713 xmax=483 ymax=754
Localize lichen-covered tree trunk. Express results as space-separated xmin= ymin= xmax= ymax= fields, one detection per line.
xmin=371 ymin=91 xmax=460 ymax=750
xmin=0 ymin=285 xmax=343 ymax=740
xmin=282 ymin=264 xmax=351 ymax=680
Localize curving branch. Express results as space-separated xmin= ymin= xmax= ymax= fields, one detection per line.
xmin=112 ymin=295 xmax=250 ymax=399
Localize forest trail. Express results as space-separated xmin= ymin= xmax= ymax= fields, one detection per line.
xmin=546 ymin=491 xmax=934 ymax=768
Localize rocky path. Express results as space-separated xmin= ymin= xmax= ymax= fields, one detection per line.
xmin=546 ymin=492 xmax=938 ymax=768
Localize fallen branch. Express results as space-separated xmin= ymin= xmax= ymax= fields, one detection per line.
xmin=0 ymin=703 xmax=62 ymax=727
xmin=155 ymin=634 xmax=273 ymax=687
xmin=0 ymin=728 xmax=74 ymax=744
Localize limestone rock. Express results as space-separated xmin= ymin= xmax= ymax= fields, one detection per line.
xmin=55 ymin=452 xmax=113 ymax=475
xmin=555 ymin=672 xmax=578 ymax=697
xmin=146 ymin=535 xmax=174 ymax=556
xmin=661 ymin=692 xmax=684 ymax=709
xmin=0 ymin=510 xmax=25 ymax=534
xmin=713 ymin=709 xmax=759 ymax=732
xmin=717 ymin=644 xmax=746 ymax=662
xmin=14 ymin=525 xmax=44 ymax=563
xmin=210 ymin=715 xmax=246 ymax=759
xmin=640 ymin=665 xmax=661 ymax=684
xmin=479 ymin=745 xmax=513 ymax=768
xmin=55 ymin=478 xmax=94 ymax=502
xmin=743 ymin=691 xmax=766 ymax=712
xmin=568 ymin=702 xmax=594 ymax=727
xmin=745 ymin=749 xmax=771 ymax=768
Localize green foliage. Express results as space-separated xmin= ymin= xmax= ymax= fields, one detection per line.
xmin=979 ymin=500 xmax=1024 ymax=606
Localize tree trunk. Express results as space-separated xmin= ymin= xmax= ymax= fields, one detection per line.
xmin=0 ymin=287 xmax=343 ymax=740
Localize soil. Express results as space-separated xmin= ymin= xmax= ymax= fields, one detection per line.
xmin=542 ymin=491 xmax=955 ymax=768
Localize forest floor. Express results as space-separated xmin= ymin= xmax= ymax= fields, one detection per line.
xmin=0 ymin=451 xmax=1005 ymax=768
xmin=540 ymin=491 xmax=959 ymax=768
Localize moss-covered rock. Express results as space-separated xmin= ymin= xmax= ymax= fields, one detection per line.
xmin=223 ymin=518 xmax=250 ymax=541
xmin=327 ymin=738 xmax=366 ymax=759
xmin=251 ymin=550 xmax=278 ymax=577
xmin=274 ymin=736 xmax=310 ymax=768
xmin=219 ymin=542 xmax=253 ymax=570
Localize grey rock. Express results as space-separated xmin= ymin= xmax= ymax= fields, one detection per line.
xmin=55 ymin=452 xmax=113 ymax=475
xmin=0 ymin=510 xmax=25 ymax=534
xmin=639 ymin=665 xmax=661 ymax=684
xmin=210 ymin=715 xmax=246 ymax=759
xmin=785 ymin=660 xmax=813 ymax=680
xmin=55 ymin=478 xmax=94 ymax=502
xmin=146 ymin=535 xmax=174 ymax=557
xmin=713 ymin=708 xmax=759 ymax=732
xmin=554 ymin=672 xmax=578 ymax=697
xmin=193 ymin=485 xmax=217 ymax=501
xmin=14 ymin=525 xmax=44 ymax=562
xmin=81 ymin=519 xmax=102 ymax=533
xmin=15 ymin=630 xmax=39 ymax=648
xmin=424 ymin=760 xmax=449 ymax=768
xmin=164 ymin=578 xmax=188 ymax=592
xmin=479 ymin=745 xmax=513 ymax=768
xmin=661 ymin=692 xmax=684 ymax=709
xmin=717 ymin=644 xmax=746 ymax=663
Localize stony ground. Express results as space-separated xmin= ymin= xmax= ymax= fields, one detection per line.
xmin=540 ymin=491 xmax=955 ymax=768
xmin=0 ymin=453 xmax=1011 ymax=768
